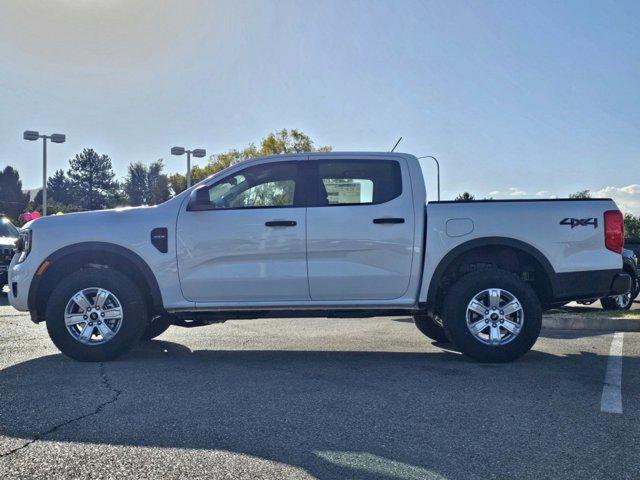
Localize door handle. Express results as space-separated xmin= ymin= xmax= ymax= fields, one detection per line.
xmin=265 ymin=220 xmax=297 ymax=227
xmin=373 ymin=217 xmax=405 ymax=224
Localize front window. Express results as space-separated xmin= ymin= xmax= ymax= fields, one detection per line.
xmin=206 ymin=162 xmax=298 ymax=209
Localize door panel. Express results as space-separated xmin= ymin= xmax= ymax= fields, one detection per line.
xmin=176 ymin=159 xmax=309 ymax=303
xmin=306 ymin=157 xmax=415 ymax=301
xmin=177 ymin=208 xmax=308 ymax=302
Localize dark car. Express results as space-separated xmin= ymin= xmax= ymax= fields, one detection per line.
xmin=600 ymin=247 xmax=639 ymax=310
xmin=0 ymin=216 xmax=19 ymax=292
xmin=625 ymin=237 xmax=640 ymax=259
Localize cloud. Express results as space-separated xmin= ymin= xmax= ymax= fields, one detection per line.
xmin=508 ymin=187 xmax=526 ymax=196
xmin=593 ymin=185 xmax=640 ymax=216
xmin=536 ymin=190 xmax=549 ymax=196
xmin=489 ymin=190 xmax=501 ymax=196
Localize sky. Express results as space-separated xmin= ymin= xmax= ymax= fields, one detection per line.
xmin=0 ymin=0 xmax=639 ymax=213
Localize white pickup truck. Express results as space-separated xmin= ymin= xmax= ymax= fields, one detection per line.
xmin=8 ymin=152 xmax=630 ymax=362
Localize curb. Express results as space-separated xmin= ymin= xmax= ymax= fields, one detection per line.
xmin=543 ymin=314 xmax=640 ymax=331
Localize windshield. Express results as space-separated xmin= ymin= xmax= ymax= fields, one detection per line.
xmin=0 ymin=218 xmax=19 ymax=238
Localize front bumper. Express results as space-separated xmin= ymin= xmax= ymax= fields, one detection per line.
xmin=7 ymin=258 xmax=34 ymax=312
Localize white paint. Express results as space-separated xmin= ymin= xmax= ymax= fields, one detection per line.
xmin=601 ymin=332 xmax=624 ymax=414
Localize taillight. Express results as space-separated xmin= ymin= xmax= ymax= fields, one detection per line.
xmin=604 ymin=210 xmax=624 ymax=253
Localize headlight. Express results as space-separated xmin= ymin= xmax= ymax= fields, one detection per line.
xmin=16 ymin=229 xmax=32 ymax=263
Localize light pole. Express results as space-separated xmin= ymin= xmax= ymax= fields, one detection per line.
xmin=417 ymin=155 xmax=440 ymax=201
xmin=171 ymin=147 xmax=206 ymax=189
xmin=23 ymin=131 xmax=66 ymax=216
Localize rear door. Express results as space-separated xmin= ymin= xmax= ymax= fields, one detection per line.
xmin=306 ymin=156 xmax=415 ymax=300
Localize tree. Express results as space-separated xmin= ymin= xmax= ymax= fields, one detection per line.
xmin=260 ymin=128 xmax=331 ymax=155
xmin=123 ymin=162 xmax=148 ymax=206
xmin=454 ymin=192 xmax=475 ymax=201
xmin=123 ymin=159 xmax=170 ymax=206
xmin=67 ymin=148 xmax=117 ymax=210
xmin=147 ymin=160 xmax=170 ymax=205
xmin=106 ymin=180 xmax=129 ymax=208
xmin=167 ymin=172 xmax=187 ymax=197
xmin=33 ymin=169 xmax=74 ymax=208
xmin=0 ymin=166 xmax=30 ymax=221
xmin=624 ymin=213 xmax=640 ymax=238
xmin=168 ymin=129 xmax=331 ymax=195
xmin=47 ymin=169 xmax=74 ymax=205
xmin=569 ymin=190 xmax=591 ymax=199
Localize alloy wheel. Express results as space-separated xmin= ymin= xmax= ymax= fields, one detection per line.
xmin=465 ymin=288 xmax=525 ymax=346
xmin=64 ymin=287 xmax=124 ymax=345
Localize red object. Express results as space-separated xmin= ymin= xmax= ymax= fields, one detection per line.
xmin=604 ymin=210 xmax=624 ymax=253
xmin=31 ymin=212 xmax=41 ymax=219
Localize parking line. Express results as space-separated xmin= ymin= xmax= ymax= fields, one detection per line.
xmin=601 ymin=332 xmax=624 ymax=414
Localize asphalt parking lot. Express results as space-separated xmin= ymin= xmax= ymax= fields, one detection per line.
xmin=1 ymin=295 xmax=639 ymax=480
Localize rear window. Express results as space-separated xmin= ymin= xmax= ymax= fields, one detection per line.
xmin=314 ymin=160 xmax=402 ymax=206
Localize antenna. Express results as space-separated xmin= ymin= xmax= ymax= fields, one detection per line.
xmin=390 ymin=136 xmax=402 ymax=152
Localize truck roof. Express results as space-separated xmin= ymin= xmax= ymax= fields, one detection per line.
xmin=257 ymin=151 xmax=416 ymax=161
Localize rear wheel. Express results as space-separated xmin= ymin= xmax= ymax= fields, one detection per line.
xmin=442 ymin=269 xmax=542 ymax=363
xmin=140 ymin=315 xmax=172 ymax=342
xmin=413 ymin=313 xmax=450 ymax=343
xmin=45 ymin=268 xmax=148 ymax=362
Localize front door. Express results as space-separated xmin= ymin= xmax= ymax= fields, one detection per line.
xmin=306 ymin=156 xmax=415 ymax=300
xmin=176 ymin=160 xmax=309 ymax=303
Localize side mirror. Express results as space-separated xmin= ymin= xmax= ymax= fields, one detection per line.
xmin=187 ymin=186 xmax=211 ymax=211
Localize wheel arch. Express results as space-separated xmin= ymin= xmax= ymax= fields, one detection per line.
xmin=28 ymin=242 xmax=164 ymax=323
xmin=426 ymin=237 xmax=556 ymax=309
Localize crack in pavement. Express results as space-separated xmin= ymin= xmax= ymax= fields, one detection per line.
xmin=0 ymin=362 xmax=122 ymax=458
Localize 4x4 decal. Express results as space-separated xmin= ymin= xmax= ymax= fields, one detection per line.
xmin=560 ymin=217 xmax=598 ymax=229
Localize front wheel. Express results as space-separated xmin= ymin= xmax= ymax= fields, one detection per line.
xmin=45 ymin=268 xmax=148 ymax=362
xmin=442 ymin=269 xmax=542 ymax=363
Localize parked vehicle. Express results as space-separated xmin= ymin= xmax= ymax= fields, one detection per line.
xmin=8 ymin=152 xmax=630 ymax=362
xmin=0 ymin=216 xmax=18 ymax=293
xmin=600 ymin=248 xmax=639 ymax=310
xmin=625 ymin=237 xmax=640 ymax=260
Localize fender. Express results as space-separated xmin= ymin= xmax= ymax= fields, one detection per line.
xmin=426 ymin=236 xmax=556 ymax=305
xmin=28 ymin=241 xmax=164 ymax=315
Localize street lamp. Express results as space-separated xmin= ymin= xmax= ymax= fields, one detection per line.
xmin=23 ymin=130 xmax=66 ymax=216
xmin=171 ymin=146 xmax=206 ymax=189
xmin=417 ymin=155 xmax=440 ymax=201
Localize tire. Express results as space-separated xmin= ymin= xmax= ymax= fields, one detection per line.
xmin=601 ymin=270 xmax=638 ymax=311
xmin=45 ymin=268 xmax=148 ymax=362
xmin=140 ymin=315 xmax=172 ymax=342
xmin=601 ymin=295 xmax=633 ymax=310
xmin=413 ymin=313 xmax=450 ymax=343
xmin=442 ymin=269 xmax=542 ymax=363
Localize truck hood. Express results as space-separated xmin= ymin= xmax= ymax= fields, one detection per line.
xmin=22 ymin=200 xmax=183 ymax=255
xmin=24 ymin=206 xmax=156 ymax=230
